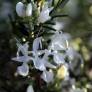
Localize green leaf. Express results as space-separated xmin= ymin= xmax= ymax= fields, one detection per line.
xmin=42 ymin=25 xmax=56 ymax=31
xmin=50 ymin=0 xmax=69 ymax=15
xmin=51 ymin=14 xmax=68 ymax=20
xmin=60 ymin=0 xmax=69 ymax=8
xmin=44 ymin=21 xmax=55 ymax=25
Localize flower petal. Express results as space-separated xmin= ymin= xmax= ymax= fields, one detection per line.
xmin=38 ymin=3 xmax=52 ymax=23
xmin=33 ymin=37 xmax=42 ymax=52
xmin=26 ymin=3 xmax=32 ymax=16
xmin=33 ymin=57 xmax=46 ymax=71
xmin=16 ymin=2 xmax=25 ymax=17
xmin=66 ymin=47 xmax=76 ymax=60
xmin=41 ymin=70 xmax=54 ymax=83
xmin=17 ymin=63 xmax=29 ymax=76
xmin=27 ymin=85 xmax=34 ymax=92
xmin=12 ymin=56 xmax=32 ymax=63
xmin=53 ymin=52 xmax=65 ymax=65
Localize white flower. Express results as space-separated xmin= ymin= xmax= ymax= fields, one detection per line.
xmin=49 ymin=31 xmax=69 ymax=51
xmin=30 ymin=37 xmax=56 ymax=82
xmin=16 ymin=2 xmax=32 ymax=17
xmin=31 ymin=37 xmax=56 ymax=71
xmin=27 ymin=85 xmax=34 ymax=92
xmin=41 ymin=70 xmax=54 ymax=83
xmin=12 ymin=42 xmax=33 ymax=76
xmin=17 ymin=63 xmax=29 ymax=76
xmin=12 ymin=55 xmax=32 ymax=76
xmin=32 ymin=50 xmax=56 ymax=71
xmin=12 ymin=36 xmax=58 ymax=77
xmin=38 ymin=3 xmax=53 ymax=23
xmin=12 ymin=42 xmax=33 ymax=63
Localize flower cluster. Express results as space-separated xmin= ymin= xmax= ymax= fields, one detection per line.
xmin=11 ymin=0 xmax=83 ymax=92
xmin=12 ymin=31 xmax=69 ymax=79
xmin=12 ymin=31 xmax=71 ymax=91
xmin=16 ymin=1 xmax=52 ymax=23
xmin=12 ymin=32 xmax=83 ymax=92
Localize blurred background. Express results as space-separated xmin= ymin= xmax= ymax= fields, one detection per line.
xmin=0 ymin=0 xmax=92 ymax=92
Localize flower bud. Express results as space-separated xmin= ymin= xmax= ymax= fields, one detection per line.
xmin=16 ymin=2 xmax=25 ymax=17
xmin=57 ymin=65 xmax=68 ymax=79
xmin=38 ymin=3 xmax=53 ymax=23
xmin=27 ymin=85 xmax=34 ymax=92
xmin=16 ymin=2 xmax=32 ymax=17
xmin=26 ymin=3 xmax=32 ymax=16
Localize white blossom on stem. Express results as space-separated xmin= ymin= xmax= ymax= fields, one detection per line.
xmin=49 ymin=31 xmax=69 ymax=51
xmin=16 ymin=2 xmax=32 ymax=17
xmin=38 ymin=3 xmax=53 ymax=23
xmin=12 ymin=42 xmax=33 ymax=76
